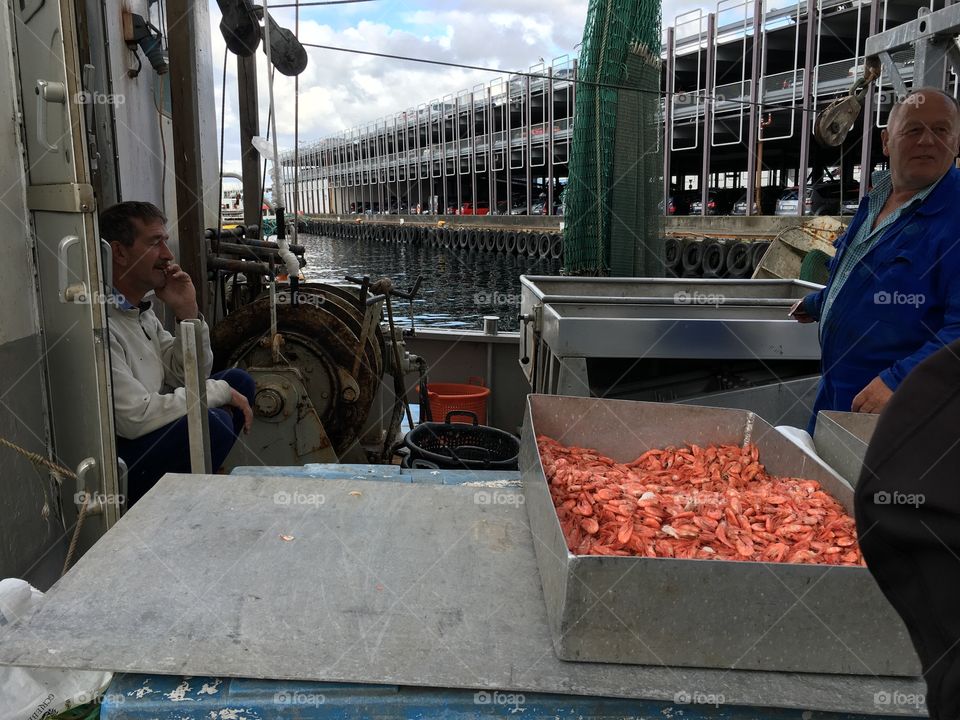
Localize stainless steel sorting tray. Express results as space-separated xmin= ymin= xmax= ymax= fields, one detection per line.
xmin=539 ymin=302 xmax=820 ymax=359
xmin=814 ymin=411 xmax=880 ymax=487
xmin=519 ymin=394 xmax=919 ymax=676
xmin=518 ymin=277 xmax=823 ymax=394
xmin=520 ymin=276 xmax=823 ymax=305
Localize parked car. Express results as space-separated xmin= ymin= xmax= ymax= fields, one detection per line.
xmin=775 ymin=182 xmax=859 ymax=215
xmin=775 ymin=187 xmax=807 ymax=216
xmin=731 ymin=186 xmax=783 ymax=215
xmin=690 ymin=192 xmax=721 ymax=216
xmin=461 ymin=202 xmax=490 ymax=215
xmin=667 ymin=194 xmax=690 ymax=216
xmin=841 ymin=194 xmax=862 ymax=215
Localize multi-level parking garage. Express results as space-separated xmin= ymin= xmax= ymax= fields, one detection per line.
xmin=666 ymin=0 xmax=947 ymax=214
xmin=282 ymin=0 xmax=953 ymax=217
xmin=280 ymin=60 xmax=576 ymax=217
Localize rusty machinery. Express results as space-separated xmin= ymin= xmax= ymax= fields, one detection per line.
xmin=209 ymin=250 xmax=423 ymax=466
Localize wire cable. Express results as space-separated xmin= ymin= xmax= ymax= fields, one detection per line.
xmin=299 ymin=41 xmax=857 ymax=117
xmin=270 ymin=0 xmax=379 ymax=6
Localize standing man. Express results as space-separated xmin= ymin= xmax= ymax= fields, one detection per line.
xmin=100 ymin=202 xmax=256 ymax=505
xmin=792 ymin=88 xmax=960 ymax=431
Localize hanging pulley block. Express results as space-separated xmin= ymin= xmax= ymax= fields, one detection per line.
xmin=262 ymin=10 xmax=308 ymax=77
xmin=217 ymin=0 xmax=261 ymax=57
xmin=814 ymin=63 xmax=880 ymax=147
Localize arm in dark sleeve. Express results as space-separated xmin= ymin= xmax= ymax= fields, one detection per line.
xmin=879 ymin=247 xmax=960 ymax=391
xmin=801 ymin=288 xmax=826 ymax=321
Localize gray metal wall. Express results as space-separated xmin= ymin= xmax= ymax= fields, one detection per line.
xmin=0 ymin=6 xmax=65 ymax=588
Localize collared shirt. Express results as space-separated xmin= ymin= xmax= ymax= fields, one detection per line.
xmin=111 ymin=288 xmax=137 ymax=311
xmin=820 ymin=170 xmax=942 ymax=326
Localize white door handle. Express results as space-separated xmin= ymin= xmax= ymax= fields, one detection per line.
xmin=58 ymin=235 xmax=88 ymax=302
xmin=36 ymin=79 xmax=66 ymax=153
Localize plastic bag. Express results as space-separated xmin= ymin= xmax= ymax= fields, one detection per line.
xmin=0 ymin=578 xmax=113 ymax=720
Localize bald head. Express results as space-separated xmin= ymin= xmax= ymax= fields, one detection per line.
xmin=882 ymin=87 xmax=960 ymax=193
xmin=888 ymin=87 xmax=960 ymax=132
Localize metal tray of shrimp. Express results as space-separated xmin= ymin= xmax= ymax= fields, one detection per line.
xmin=519 ymin=394 xmax=920 ymax=676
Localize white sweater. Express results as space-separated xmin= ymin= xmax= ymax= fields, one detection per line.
xmin=107 ymin=301 xmax=233 ymax=439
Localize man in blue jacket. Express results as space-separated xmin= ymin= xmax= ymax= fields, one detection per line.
xmin=791 ymin=87 xmax=960 ymax=432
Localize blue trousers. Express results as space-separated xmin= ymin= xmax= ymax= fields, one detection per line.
xmin=117 ymin=368 xmax=256 ymax=506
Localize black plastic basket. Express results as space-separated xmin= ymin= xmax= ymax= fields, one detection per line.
xmin=403 ymin=411 xmax=520 ymax=471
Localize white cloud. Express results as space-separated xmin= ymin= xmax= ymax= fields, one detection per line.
xmin=210 ymin=0 xmax=713 ymax=171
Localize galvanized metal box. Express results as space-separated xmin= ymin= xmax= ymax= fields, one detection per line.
xmin=814 ymin=411 xmax=879 ymax=488
xmin=520 ymin=394 xmax=920 ymax=676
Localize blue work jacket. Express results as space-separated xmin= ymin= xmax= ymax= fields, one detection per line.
xmin=801 ymin=166 xmax=960 ymax=433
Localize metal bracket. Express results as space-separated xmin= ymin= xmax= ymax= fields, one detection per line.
xmin=27 ymin=183 xmax=95 ymax=213
xmin=877 ymin=51 xmax=909 ymax=99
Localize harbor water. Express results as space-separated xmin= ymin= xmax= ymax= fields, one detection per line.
xmin=298 ymin=233 xmax=562 ymax=332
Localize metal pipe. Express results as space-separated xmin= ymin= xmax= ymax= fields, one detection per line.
xmin=180 ymin=319 xmax=212 ymax=474
xmin=269 ymin=280 xmax=279 ymax=363
xmin=702 ymin=14 xmax=717 ymax=216
xmin=664 ymin=27 xmax=675 ymax=212
xmin=207 ymin=255 xmax=273 ymax=275
xmin=525 ymin=74 xmax=532 ymax=215
xmin=547 ymin=67 xmax=554 ymax=216
xmin=797 ymin=0 xmax=817 ymax=215
xmin=208 ymin=240 xmax=303 ymax=262
xmin=745 ymin=2 xmax=762 ymax=216
xmin=483 ymin=316 xmax=498 ymax=426
xmin=222 ymin=236 xmax=307 ymax=255
xmin=488 ymin=86 xmax=495 ymax=215
xmin=859 ymin=0 xmax=880 ymax=200
xmin=471 ymin=91 xmax=477 ymax=216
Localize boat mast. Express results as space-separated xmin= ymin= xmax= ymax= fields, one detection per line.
xmin=238 ymin=53 xmax=262 ymax=229
xmin=166 ymin=0 xmax=211 ymax=315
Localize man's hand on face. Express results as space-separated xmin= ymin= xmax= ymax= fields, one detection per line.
xmin=852 ymin=376 xmax=894 ymax=414
xmin=229 ymin=389 xmax=253 ymax=434
xmin=154 ymin=263 xmax=199 ymax=320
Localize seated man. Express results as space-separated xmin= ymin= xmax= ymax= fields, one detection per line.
xmin=793 ymin=88 xmax=960 ymax=431
xmin=100 ymin=201 xmax=254 ymax=506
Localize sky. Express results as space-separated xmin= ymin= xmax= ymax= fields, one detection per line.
xmin=210 ymin=0 xmax=710 ymax=186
